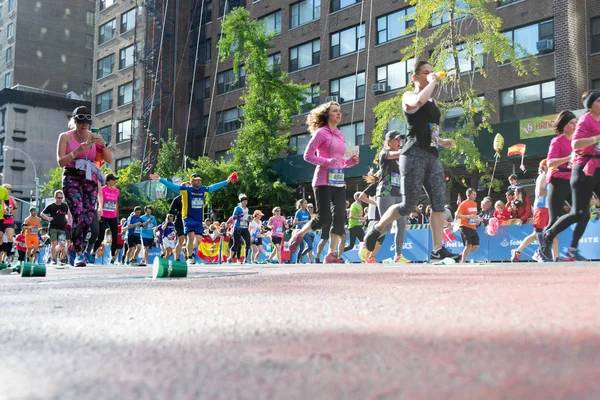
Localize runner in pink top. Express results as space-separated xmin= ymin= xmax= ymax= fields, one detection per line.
xmin=539 ymin=91 xmax=600 ymax=262
xmin=545 ymin=111 xmax=576 ymax=230
xmin=1 ymin=184 xmax=17 ymax=263
xmin=288 ymin=102 xmax=359 ymax=263
xmin=94 ymin=173 xmax=120 ymax=263
xmin=267 ymin=207 xmax=285 ymax=263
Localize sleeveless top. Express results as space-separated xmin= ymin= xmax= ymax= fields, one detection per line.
xmin=270 ymin=216 xmax=285 ymax=238
xmin=65 ymin=130 xmax=98 ymax=167
xmin=403 ymin=99 xmax=442 ymax=157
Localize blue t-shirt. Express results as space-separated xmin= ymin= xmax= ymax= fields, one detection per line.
xmin=126 ymin=215 xmax=143 ymax=237
xmin=233 ymin=205 xmax=249 ymax=229
xmin=295 ymin=209 xmax=311 ymax=229
xmin=141 ymin=215 xmax=157 ymax=239
xmin=163 ymin=222 xmax=176 ymax=240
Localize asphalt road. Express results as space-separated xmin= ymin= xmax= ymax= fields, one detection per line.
xmin=1 ymin=262 xmax=599 ymax=400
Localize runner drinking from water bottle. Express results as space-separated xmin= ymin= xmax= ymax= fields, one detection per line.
xmin=363 ymin=61 xmax=459 ymax=262
xmin=288 ymin=102 xmax=360 ymax=263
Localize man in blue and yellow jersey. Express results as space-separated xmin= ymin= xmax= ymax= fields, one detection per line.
xmin=150 ymin=172 xmax=234 ymax=264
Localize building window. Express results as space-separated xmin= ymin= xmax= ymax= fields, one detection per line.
xmin=118 ymin=82 xmax=134 ymax=106
xmin=217 ymin=68 xmax=245 ymax=94
xmin=119 ymin=45 xmax=135 ymax=69
xmin=289 ymin=134 xmax=310 ymax=155
xmin=443 ymin=42 xmax=484 ymax=75
xmin=205 ymin=1 xmax=213 ymax=24
xmin=117 ymin=120 xmax=132 ymax=142
xmin=98 ymin=19 xmax=116 ymax=45
xmin=193 ymin=78 xmax=211 ymax=102
xmin=83 ymin=83 xmax=92 ymax=99
xmin=121 ymin=8 xmax=136 ymax=34
xmin=291 ymin=0 xmax=320 ymax=28
xmin=7 ymin=0 xmax=13 ymax=13
xmin=215 ymin=150 xmax=234 ymax=162
xmin=592 ymin=17 xmax=600 ymax=54
xmin=290 ymin=39 xmax=320 ymax=72
xmin=86 ymin=11 xmax=95 ymax=26
xmin=216 ymin=108 xmax=243 ymax=134
xmin=97 ymin=54 xmax=114 ymax=79
xmin=219 ymin=0 xmax=246 ymax=17
xmin=191 ymin=39 xmax=211 ymax=66
xmin=96 ymin=90 xmax=113 ymax=114
xmin=504 ymin=19 xmax=554 ymax=58
xmin=330 ymin=0 xmax=360 ymax=13
xmin=376 ymin=7 xmax=415 ymax=44
xmin=98 ymin=125 xmax=111 ymax=146
xmin=376 ymin=58 xmax=414 ymax=91
xmin=5 ymin=47 xmax=11 ymax=64
xmin=339 ymin=121 xmax=364 ymax=146
xmin=260 ymin=10 xmax=281 ymax=35
xmin=500 ymin=81 xmax=555 ymax=122
xmin=330 ymin=24 xmax=365 ymax=59
xmin=593 ymin=79 xmax=600 ymax=91
xmin=330 ymin=72 xmax=365 ymax=104
xmin=115 ymin=157 xmax=131 ymax=171
xmin=192 ymin=0 xmax=213 ymax=29
xmin=7 ymin=23 xmax=13 ymax=39
xmin=301 ymin=84 xmax=320 ymax=114
xmin=100 ymin=0 xmax=115 ymax=11
xmin=85 ymin=34 xmax=94 ymax=49
xmin=267 ymin=53 xmax=281 ymax=72
xmin=4 ymin=72 xmax=11 ymax=89
xmin=432 ymin=0 xmax=468 ymax=27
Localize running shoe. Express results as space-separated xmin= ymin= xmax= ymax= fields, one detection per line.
xmin=510 ymin=250 xmax=521 ymax=262
xmin=51 ymin=259 xmax=58 ymax=265
xmin=539 ymin=232 xmax=553 ymax=260
xmin=364 ymin=227 xmax=382 ymax=252
xmin=84 ymin=251 xmax=95 ymax=264
xmin=138 ymin=262 xmax=147 ymax=267
xmin=74 ymin=254 xmax=87 ymax=267
xmin=324 ymin=253 xmax=344 ymax=263
xmin=431 ymin=246 xmax=460 ymax=261
xmin=315 ymin=258 xmax=321 ymax=264
xmin=564 ymin=248 xmax=587 ymax=262
xmin=394 ymin=254 xmax=410 ymax=263
xmin=186 ymin=257 xmax=196 ymax=265
xmin=129 ymin=262 xmax=139 ymax=266
xmin=532 ymin=249 xmax=551 ymax=263
xmin=288 ymin=232 xmax=303 ymax=254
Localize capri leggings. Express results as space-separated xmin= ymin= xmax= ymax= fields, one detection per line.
xmin=392 ymin=146 xmax=446 ymax=216
xmin=545 ymin=164 xmax=600 ymax=248
xmin=309 ymin=185 xmax=346 ymax=237
xmin=62 ymin=173 xmax=98 ymax=253
xmin=377 ymin=195 xmax=408 ymax=256
xmin=94 ymin=217 xmax=119 ymax=257
xmin=231 ymin=228 xmax=251 ymax=260
xmin=545 ymin=177 xmax=570 ymax=230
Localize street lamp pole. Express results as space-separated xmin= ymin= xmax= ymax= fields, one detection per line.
xmin=2 ymin=145 xmax=39 ymax=209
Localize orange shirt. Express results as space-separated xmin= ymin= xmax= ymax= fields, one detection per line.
xmin=457 ymin=200 xmax=478 ymax=230
xmin=24 ymin=216 xmax=41 ymax=237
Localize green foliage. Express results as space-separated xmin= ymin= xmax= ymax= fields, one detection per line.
xmin=373 ymin=0 xmax=538 ymax=189
xmin=154 ymin=129 xmax=180 ymax=179
xmin=41 ymin=167 xmax=64 ymax=197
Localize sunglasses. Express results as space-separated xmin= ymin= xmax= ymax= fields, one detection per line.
xmin=74 ymin=114 xmax=92 ymax=121
xmin=55 ymin=196 xmax=64 ymax=199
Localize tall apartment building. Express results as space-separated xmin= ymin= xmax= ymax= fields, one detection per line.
xmin=0 ymin=0 xmax=94 ymax=97
xmin=183 ymin=0 xmax=600 ymax=186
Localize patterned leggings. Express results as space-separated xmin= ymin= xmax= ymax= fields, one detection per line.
xmin=62 ymin=174 xmax=98 ymax=253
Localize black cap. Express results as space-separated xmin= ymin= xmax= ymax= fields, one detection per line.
xmin=385 ymin=130 xmax=402 ymax=141
xmin=106 ymin=173 xmax=118 ymax=182
xmin=72 ymin=105 xmax=91 ymax=116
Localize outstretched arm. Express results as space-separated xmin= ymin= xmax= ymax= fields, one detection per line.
xmin=207 ymin=180 xmax=228 ymax=193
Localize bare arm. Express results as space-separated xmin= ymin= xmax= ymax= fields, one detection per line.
xmin=546 ymin=156 xmax=571 ymax=168
xmin=573 ymin=135 xmax=600 ymax=150
xmin=359 ymin=192 xmax=376 ymax=206
xmin=402 ymin=75 xmax=438 ymax=110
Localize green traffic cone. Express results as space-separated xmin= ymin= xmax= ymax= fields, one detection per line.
xmin=20 ymin=262 xmax=46 ymax=277
xmin=152 ymin=258 xmax=188 ymax=279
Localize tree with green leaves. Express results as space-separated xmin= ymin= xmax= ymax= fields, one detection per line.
xmin=373 ymin=0 xmax=537 ymax=191
xmin=217 ymin=7 xmax=310 ymax=213
xmin=154 ymin=128 xmax=181 ymax=180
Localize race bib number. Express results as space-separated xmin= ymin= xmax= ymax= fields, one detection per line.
xmin=468 ymin=218 xmax=478 ymax=225
xmin=328 ymin=168 xmax=345 ymax=187
xmin=58 ymin=233 xmax=66 ymax=242
xmin=240 ymin=220 xmax=248 ymax=228
xmin=146 ymin=222 xmax=154 ymax=229
xmin=275 ymin=226 xmax=283 ymax=234
xmin=430 ymin=123 xmax=440 ymax=147
xmin=595 ymin=142 xmax=600 ymax=153
xmin=391 ymin=172 xmax=401 ymax=187
xmin=167 ymin=232 xmax=176 ymax=240
xmin=134 ymin=226 xmax=141 ymax=234
xmin=103 ymin=201 xmax=116 ymax=212
xmin=30 ymin=227 xmax=38 ymax=234
xmin=191 ymin=197 xmax=204 ymax=209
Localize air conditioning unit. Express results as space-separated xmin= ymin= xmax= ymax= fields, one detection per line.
xmin=536 ymin=39 xmax=554 ymax=54
xmin=372 ymin=82 xmax=387 ymax=95
xmin=325 ymin=95 xmax=339 ymax=103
